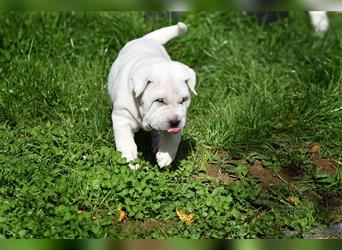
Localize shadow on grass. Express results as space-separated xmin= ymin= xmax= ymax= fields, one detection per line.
xmin=0 ymin=105 xmax=17 ymax=128
xmin=134 ymin=130 xmax=196 ymax=170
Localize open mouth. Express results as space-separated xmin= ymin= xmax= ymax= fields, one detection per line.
xmin=167 ymin=128 xmax=182 ymax=134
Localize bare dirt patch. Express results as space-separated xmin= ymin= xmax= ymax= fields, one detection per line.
xmin=307 ymin=143 xmax=321 ymax=154
xmin=122 ymin=219 xmax=177 ymax=234
xmin=279 ymin=162 xmax=303 ymax=182
xmin=249 ymin=160 xmax=283 ymax=188
xmin=206 ymin=164 xmax=236 ymax=184
xmin=306 ymin=142 xmax=338 ymax=174
xmin=312 ymin=156 xmax=337 ymax=174
xmin=249 ymin=160 xmax=303 ymax=188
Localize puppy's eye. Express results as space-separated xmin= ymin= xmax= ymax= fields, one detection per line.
xmin=181 ymin=97 xmax=189 ymax=104
xmin=155 ymin=98 xmax=164 ymax=104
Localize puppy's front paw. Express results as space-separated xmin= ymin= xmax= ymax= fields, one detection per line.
xmin=121 ymin=149 xmax=137 ymax=162
xmin=156 ymin=152 xmax=173 ymax=168
xmin=128 ymin=163 xmax=140 ymax=170
xmin=121 ymin=150 xmax=140 ymax=170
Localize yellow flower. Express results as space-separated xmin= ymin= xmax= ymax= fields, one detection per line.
xmin=176 ymin=208 xmax=193 ymax=224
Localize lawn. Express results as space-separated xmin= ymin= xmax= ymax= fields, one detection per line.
xmin=0 ymin=12 xmax=341 ymax=239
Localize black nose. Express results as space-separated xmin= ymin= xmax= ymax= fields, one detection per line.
xmin=169 ymin=119 xmax=180 ymax=128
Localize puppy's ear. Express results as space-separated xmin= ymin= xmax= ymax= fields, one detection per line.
xmin=130 ymin=68 xmax=151 ymax=98
xmin=185 ymin=66 xmax=197 ymax=96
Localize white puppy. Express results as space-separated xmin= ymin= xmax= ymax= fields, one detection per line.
xmin=108 ymin=22 xmax=196 ymax=169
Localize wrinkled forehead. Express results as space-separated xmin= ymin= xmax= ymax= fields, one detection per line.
xmin=146 ymin=63 xmax=190 ymax=95
xmin=145 ymin=76 xmax=190 ymax=98
xmin=148 ymin=62 xmax=188 ymax=82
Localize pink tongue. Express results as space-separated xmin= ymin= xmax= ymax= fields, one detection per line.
xmin=167 ymin=128 xmax=181 ymax=134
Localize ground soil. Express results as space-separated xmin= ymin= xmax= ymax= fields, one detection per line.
xmin=205 ymin=164 xmax=236 ymax=184
xmin=122 ymin=219 xmax=177 ymax=234
xmin=311 ymin=156 xmax=337 ymax=174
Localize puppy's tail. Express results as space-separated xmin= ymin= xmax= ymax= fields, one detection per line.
xmin=143 ymin=22 xmax=187 ymax=45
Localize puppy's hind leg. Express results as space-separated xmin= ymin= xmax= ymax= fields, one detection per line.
xmin=143 ymin=22 xmax=187 ymax=45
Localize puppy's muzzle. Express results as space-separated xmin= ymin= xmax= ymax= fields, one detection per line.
xmin=169 ymin=119 xmax=180 ymax=128
xmin=167 ymin=119 xmax=182 ymax=134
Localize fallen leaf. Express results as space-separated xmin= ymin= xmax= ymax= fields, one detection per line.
xmin=286 ymin=197 xmax=298 ymax=206
xmin=118 ymin=209 xmax=126 ymax=222
xmin=176 ymin=208 xmax=193 ymax=224
xmin=308 ymin=143 xmax=320 ymax=154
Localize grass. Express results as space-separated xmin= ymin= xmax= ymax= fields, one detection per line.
xmin=0 ymin=12 xmax=341 ymax=239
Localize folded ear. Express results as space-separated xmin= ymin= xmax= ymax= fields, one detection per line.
xmin=130 ymin=67 xmax=151 ymax=98
xmin=185 ymin=66 xmax=197 ymax=95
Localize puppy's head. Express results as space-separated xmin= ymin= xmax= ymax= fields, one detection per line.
xmin=131 ymin=61 xmax=196 ymax=134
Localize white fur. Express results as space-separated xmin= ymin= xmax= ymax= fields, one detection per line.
xmin=308 ymin=11 xmax=329 ymax=35
xmin=108 ymin=22 xmax=196 ymax=169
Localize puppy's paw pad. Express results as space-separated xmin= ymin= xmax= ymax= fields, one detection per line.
xmin=156 ymin=152 xmax=173 ymax=168
xmin=128 ymin=163 xmax=140 ymax=170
